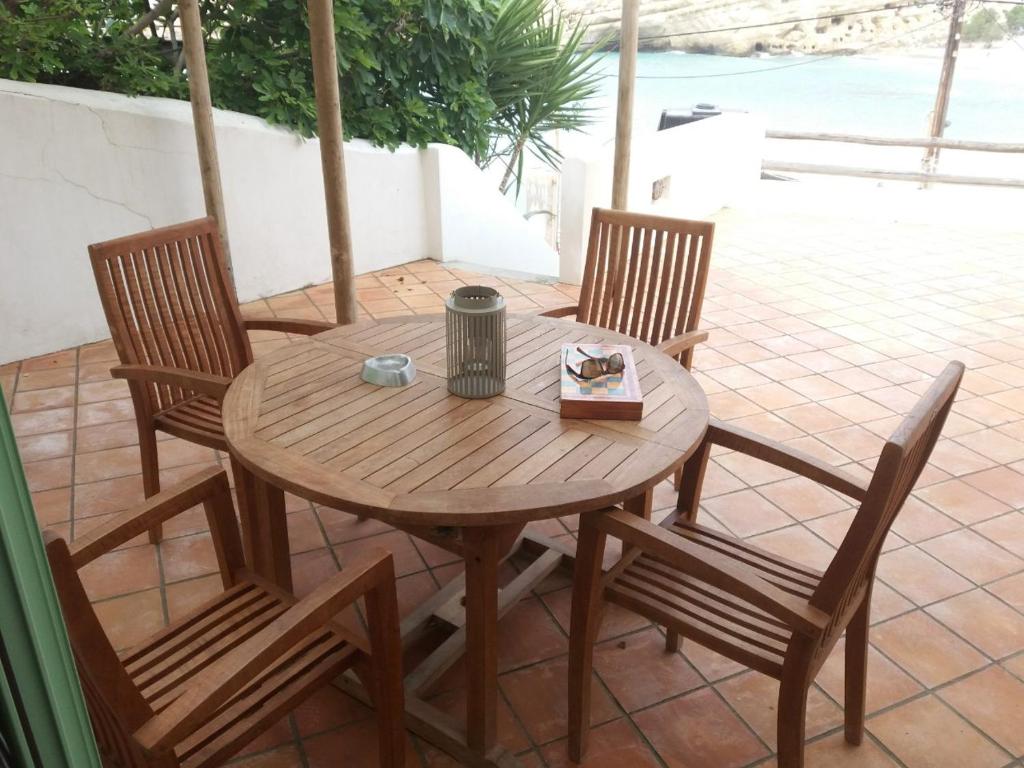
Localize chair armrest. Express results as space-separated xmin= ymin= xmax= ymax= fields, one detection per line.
xmin=134 ymin=548 xmax=397 ymax=753
xmin=539 ymin=304 xmax=579 ymax=318
xmin=707 ymin=419 xmax=868 ymax=501
xmin=111 ymin=364 xmax=231 ymax=401
xmin=68 ymin=468 xmax=237 ymax=568
xmin=243 ymin=317 xmax=336 ymax=335
xmin=656 ymin=330 xmax=709 ymax=358
xmin=595 ymin=509 xmax=829 ymax=637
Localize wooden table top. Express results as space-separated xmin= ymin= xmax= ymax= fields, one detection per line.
xmin=222 ymin=314 xmax=708 ymax=527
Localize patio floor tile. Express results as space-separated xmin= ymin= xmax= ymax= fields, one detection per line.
xmin=92 ymin=587 xmax=165 ymax=650
xmin=926 ymin=589 xmax=1024 ymax=660
xmin=937 ymin=666 xmax=1024 ymax=757
xmin=631 ymin=687 xmax=768 ymax=768
xmin=79 ymin=544 xmax=161 ymax=601
xmin=715 ymin=672 xmax=842 ymax=751
xmin=975 ymin=512 xmax=1024 ymax=558
xmin=500 ymin=656 xmax=620 ymax=745
xmin=539 ymin=717 xmax=661 ymax=768
xmin=877 ymin=545 xmax=973 ymax=605
xmin=592 ymin=627 xmax=702 ymax=713
xmin=755 ymin=476 xmax=850 ymax=521
xmin=774 ymin=730 xmax=901 ymax=767
xmin=870 ymin=611 xmax=987 ymax=687
xmin=814 ymin=638 xmax=923 ymax=714
xmin=914 ymin=478 xmax=1012 ymax=524
xmin=867 ymin=696 xmax=1011 ymax=768
xmin=702 ymin=488 xmax=795 ymax=537
xmin=919 ymin=529 xmax=1024 ymax=584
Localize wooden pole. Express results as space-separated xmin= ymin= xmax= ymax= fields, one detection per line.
xmin=179 ymin=0 xmax=232 ymax=277
xmin=308 ymin=0 xmax=357 ymax=325
xmin=611 ymin=0 xmax=639 ymax=210
xmin=922 ymin=0 xmax=966 ymax=181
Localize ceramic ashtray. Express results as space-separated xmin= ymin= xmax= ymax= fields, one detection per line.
xmin=361 ymin=354 xmax=416 ymax=387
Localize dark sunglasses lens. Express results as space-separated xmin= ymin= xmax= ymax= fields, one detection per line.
xmin=580 ymin=359 xmax=604 ymax=379
xmin=607 ymin=353 xmax=625 ymax=373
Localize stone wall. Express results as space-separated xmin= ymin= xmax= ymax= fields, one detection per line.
xmin=555 ymin=0 xmax=948 ymax=56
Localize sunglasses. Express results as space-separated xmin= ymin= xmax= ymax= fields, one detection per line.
xmin=566 ymin=346 xmax=626 ymax=380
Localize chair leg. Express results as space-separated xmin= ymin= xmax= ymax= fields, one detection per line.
xmin=139 ymin=426 xmax=162 ymax=544
xmin=363 ymin=561 xmax=406 ymax=768
xmin=777 ymin=677 xmax=808 ymax=768
xmin=568 ymin=520 xmax=607 ymax=763
xmin=845 ymin=596 xmax=871 ymax=745
xmin=665 ymin=628 xmax=680 ymax=653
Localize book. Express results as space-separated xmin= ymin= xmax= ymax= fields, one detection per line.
xmin=559 ymin=343 xmax=643 ymax=421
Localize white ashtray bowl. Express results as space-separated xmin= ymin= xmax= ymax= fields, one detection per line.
xmin=361 ymin=354 xmax=416 ymax=387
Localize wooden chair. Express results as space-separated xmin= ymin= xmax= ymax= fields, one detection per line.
xmin=89 ymin=217 xmax=334 ymax=544
xmin=541 ymin=208 xmax=714 ymax=370
xmin=44 ymin=467 xmax=405 ymax=768
xmin=568 ymin=361 xmax=964 ymax=767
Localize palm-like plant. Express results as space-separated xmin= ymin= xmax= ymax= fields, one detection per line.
xmin=484 ymin=0 xmax=607 ymax=195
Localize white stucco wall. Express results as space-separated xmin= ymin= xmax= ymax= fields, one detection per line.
xmin=0 ymin=79 xmax=556 ymax=364
xmin=558 ymin=112 xmax=765 ymax=284
xmin=427 ymin=144 xmax=558 ymax=278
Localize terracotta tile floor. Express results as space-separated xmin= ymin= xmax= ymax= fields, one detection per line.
xmin=5 ymin=206 xmax=1024 ymax=768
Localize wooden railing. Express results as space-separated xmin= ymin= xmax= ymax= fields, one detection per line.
xmin=763 ymin=130 xmax=1024 ymax=189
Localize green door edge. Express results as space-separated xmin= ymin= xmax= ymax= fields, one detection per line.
xmin=0 ymin=389 xmax=100 ymax=768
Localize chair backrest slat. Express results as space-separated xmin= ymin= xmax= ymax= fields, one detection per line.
xmin=89 ymin=218 xmax=252 ymax=414
xmin=578 ymin=209 xmax=714 ymax=369
xmin=811 ymin=362 xmax=965 ymax=646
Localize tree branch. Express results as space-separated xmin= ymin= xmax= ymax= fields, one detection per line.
xmin=124 ymin=0 xmax=173 ymax=37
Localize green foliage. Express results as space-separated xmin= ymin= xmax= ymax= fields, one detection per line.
xmin=0 ymin=0 xmax=601 ymax=183
xmin=203 ymin=0 xmax=501 ymax=157
xmin=0 ymin=0 xmax=184 ymax=97
xmin=962 ymin=8 xmax=1004 ymax=44
xmin=1006 ymin=4 xmax=1024 ymax=33
xmin=484 ymin=0 xmax=607 ymax=193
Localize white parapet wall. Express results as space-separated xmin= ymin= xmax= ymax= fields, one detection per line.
xmin=0 ymin=79 xmax=556 ymax=364
xmin=558 ymin=112 xmax=765 ymax=284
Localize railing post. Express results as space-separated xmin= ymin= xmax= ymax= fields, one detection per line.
xmin=921 ymin=0 xmax=967 ymax=186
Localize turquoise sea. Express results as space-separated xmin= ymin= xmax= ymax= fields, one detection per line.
xmin=585 ymin=50 xmax=1024 ymax=143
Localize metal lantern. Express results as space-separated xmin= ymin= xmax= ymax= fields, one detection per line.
xmin=445 ymin=286 xmax=506 ymax=398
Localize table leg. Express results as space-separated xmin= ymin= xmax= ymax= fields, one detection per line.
xmin=623 ymin=486 xmax=653 ymax=520
xmin=231 ymin=456 xmax=292 ymax=591
xmin=255 ymin=476 xmax=291 ymax=591
xmin=338 ymin=526 xmax=565 ymax=768
xmin=463 ymin=526 xmax=500 ymax=753
xmin=621 ymin=487 xmax=653 ymax=562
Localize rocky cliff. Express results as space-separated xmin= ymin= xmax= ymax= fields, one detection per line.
xmin=555 ymin=0 xmax=948 ymax=56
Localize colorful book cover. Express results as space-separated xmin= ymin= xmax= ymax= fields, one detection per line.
xmin=559 ymin=343 xmax=643 ymax=420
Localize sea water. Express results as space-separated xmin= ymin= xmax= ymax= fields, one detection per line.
xmin=581 ymin=49 xmax=1024 ymax=143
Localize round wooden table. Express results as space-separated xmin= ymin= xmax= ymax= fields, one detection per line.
xmin=223 ymin=313 xmax=708 ymax=767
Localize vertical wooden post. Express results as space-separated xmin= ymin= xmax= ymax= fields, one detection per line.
xmin=308 ymin=0 xmax=358 ymax=325
xmin=921 ymin=0 xmax=966 ymax=184
xmin=179 ymin=0 xmax=232 ymax=276
xmin=611 ymin=0 xmax=640 ymax=210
